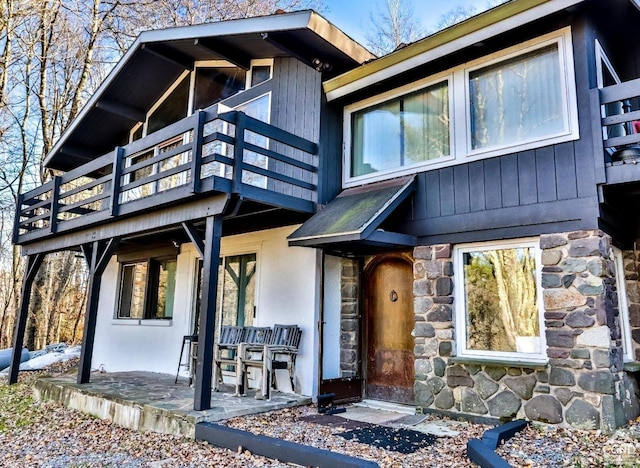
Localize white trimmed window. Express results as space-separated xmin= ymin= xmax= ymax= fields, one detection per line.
xmin=344 ymin=27 xmax=578 ymax=187
xmin=118 ymin=256 xmax=177 ymax=320
xmin=454 ymin=239 xmax=547 ymax=363
xmin=612 ymin=247 xmax=634 ymax=362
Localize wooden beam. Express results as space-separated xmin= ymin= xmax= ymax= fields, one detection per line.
xmin=8 ymin=253 xmax=45 ymax=384
xmin=599 ymin=77 xmax=640 ymax=105
xmin=194 ymin=38 xmax=251 ymax=70
xmin=20 ymin=195 xmax=228 ymax=255
xmin=181 ymin=222 xmax=205 ymax=259
xmin=141 ymin=43 xmax=194 ymax=71
xmin=261 ymin=32 xmax=314 ymax=69
xmin=78 ymin=238 xmax=120 ymax=384
xmin=95 ymin=100 xmax=145 ymax=123
xmin=59 ymin=145 xmax=95 ymax=161
xmin=194 ymin=215 xmax=222 ymax=411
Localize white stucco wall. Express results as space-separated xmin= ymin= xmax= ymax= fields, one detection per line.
xmin=92 ymin=247 xmax=199 ymax=375
xmin=92 ymin=225 xmax=320 ymax=397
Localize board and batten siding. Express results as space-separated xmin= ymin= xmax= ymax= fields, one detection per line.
xmin=401 ymin=140 xmax=601 ymax=245
xmin=397 ymin=20 xmax=603 ymax=245
xmin=269 ymin=57 xmax=321 ymax=201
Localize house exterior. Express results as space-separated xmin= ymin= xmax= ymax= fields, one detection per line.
xmin=9 ymin=0 xmax=640 ymax=431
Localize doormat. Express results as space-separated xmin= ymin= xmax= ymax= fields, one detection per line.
xmin=337 ymin=426 xmax=436 ymax=454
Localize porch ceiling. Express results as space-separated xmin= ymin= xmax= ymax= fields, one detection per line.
xmin=288 ymin=176 xmax=417 ymax=250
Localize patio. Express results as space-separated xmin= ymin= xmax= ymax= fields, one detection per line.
xmin=32 ymin=371 xmax=311 ymax=439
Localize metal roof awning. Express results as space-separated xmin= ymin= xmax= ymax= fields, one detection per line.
xmin=288 ymin=176 xmax=416 ymax=249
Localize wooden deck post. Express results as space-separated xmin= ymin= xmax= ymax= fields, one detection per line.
xmin=9 ymin=253 xmax=45 ymax=384
xmin=78 ymin=238 xmax=119 ymax=384
xmin=194 ymin=215 xmax=223 ymax=411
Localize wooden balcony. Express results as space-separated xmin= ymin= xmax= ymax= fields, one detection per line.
xmin=598 ymin=78 xmax=640 ymax=185
xmin=14 ymin=106 xmax=319 ymax=247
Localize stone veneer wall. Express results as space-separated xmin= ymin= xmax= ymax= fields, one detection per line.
xmin=622 ymin=250 xmax=640 ymax=361
xmin=413 ymin=230 xmax=637 ymax=431
xmin=340 ymin=258 xmax=359 ymax=378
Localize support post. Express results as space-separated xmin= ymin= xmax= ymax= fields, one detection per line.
xmin=9 ymin=253 xmax=45 ymax=384
xmin=231 ymin=112 xmax=245 ymax=195
xmin=78 ymin=238 xmax=119 ymax=384
xmin=48 ymin=176 xmax=62 ymax=234
xmin=190 ymin=110 xmax=206 ymax=194
xmin=194 ymin=215 xmax=223 ymax=411
xmin=110 ymin=147 xmax=124 ymax=217
xmin=181 ymin=221 xmax=205 ymax=259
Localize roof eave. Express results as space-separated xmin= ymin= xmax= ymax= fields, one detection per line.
xmin=323 ymin=0 xmax=586 ymax=101
xmin=44 ymin=10 xmax=373 ymax=169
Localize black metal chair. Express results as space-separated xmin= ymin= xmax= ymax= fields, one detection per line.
xmin=175 ymin=334 xmax=198 ymax=385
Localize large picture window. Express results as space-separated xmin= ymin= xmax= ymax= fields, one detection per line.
xmin=469 ymin=44 xmax=565 ymax=150
xmin=454 ymin=240 xmax=546 ymax=362
xmin=343 ymin=28 xmax=578 ymax=187
xmin=351 ymin=80 xmax=450 ymax=177
xmin=118 ymin=256 xmax=177 ymax=320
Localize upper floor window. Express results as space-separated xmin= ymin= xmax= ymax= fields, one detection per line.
xmin=469 ymin=44 xmax=565 ymax=151
xmin=148 ymin=74 xmax=190 ymax=135
xmin=250 ymin=63 xmax=272 ymax=87
xmin=343 ymin=28 xmax=578 ymax=187
xmin=351 ymin=80 xmax=450 ymax=177
xmin=595 ymin=40 xmax=625 ymax=142
xmin=193 ymin=66 xmax=247 ymax=110
xmin=130 ymin=59 xmax=273 ymax=142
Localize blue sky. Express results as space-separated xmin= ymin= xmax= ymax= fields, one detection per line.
xmin=322 ymin=0 xmax=493 ymax=45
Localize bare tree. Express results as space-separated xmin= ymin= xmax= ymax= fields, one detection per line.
xmin=434 ymin=4 xmax=477 ymax=31
xmin=0 ymin=0 xmax=327 ymax=350
xmin=434 ymin=1 xmax=510 ymax=33
xmin=365 ymin=0 xmax=424 ymax=56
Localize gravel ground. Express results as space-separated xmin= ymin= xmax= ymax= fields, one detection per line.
xmin=0 ymin=359 xmax=639 ymax=467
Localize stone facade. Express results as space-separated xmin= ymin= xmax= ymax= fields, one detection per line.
xmin=412 ymin=230 xmax=639 ymax=431
xmin=339 ymin=258 xmax=359 ymax=377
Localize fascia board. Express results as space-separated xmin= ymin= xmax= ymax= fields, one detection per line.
xmin=324 ymin=0 xmax=585 ymax=101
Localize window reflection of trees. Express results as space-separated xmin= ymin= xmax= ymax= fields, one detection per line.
xmin=464 ymin=247 xmax=539 ymax=353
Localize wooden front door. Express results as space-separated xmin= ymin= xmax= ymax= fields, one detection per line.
xmin=365 ymin=254 xmax=414 ymax=404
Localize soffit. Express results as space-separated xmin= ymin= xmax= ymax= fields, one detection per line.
xmin=45 ymin=10 xmax=373 ymax=171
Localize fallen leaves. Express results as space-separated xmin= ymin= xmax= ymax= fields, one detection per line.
xmin=1 ymin=358 xmax=639 ymax=467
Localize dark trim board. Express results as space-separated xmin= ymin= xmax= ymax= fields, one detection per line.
xmin=405 ymin=197 xmax=600 ymax=245
xmin=416 ymin=217 xmax=599 ymax=246
xmin=19 ymin=195 xmax=229 ymax=256
xmin=195 ymin=422 xmax=379 ymax=468
xmin=605 ymin=164 xmax=640 ymax=185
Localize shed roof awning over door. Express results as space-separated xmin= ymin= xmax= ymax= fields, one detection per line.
xmin=288 ymin=176 xmax=416 ymax=249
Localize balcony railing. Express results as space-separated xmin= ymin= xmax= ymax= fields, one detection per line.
xmin=600 ymin=77 xmax=640 ymax=152
xmin=14 ymin=105 xmax=319 ymax=244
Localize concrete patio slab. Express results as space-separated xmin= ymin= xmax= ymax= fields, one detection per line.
xmin=33 ymin=371 xmax=311 ymax=439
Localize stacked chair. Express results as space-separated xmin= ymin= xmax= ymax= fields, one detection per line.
xmin=213 ymin=324 xmax=301 ymax=399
